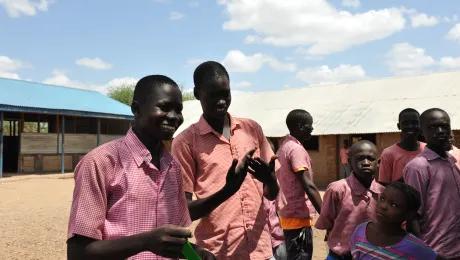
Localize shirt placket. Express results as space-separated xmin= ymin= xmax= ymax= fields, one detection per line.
xmin=230 ymin=137 xmax=252 ymax=257
xmin=364 ymin=191 xmax=372 ymax=222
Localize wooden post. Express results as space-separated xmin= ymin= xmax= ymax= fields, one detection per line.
xmin=0 ymin=111 xmax=4 ymax=178
xmin=56 ymin=115 xmax=60 ymax=153
xmin=61 ymin=116 xmax=65 ymax=174
xmin=37 ymin=115 xmax=41 ymax=133
xmin=97 ymin=118 xmax=101 ymax=146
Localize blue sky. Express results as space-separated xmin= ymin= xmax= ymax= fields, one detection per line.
xmin=1 ymin=0 xmax=460 ymax=94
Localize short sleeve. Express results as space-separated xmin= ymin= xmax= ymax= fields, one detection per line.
xmin=378 ymin=150 xmax=393 ymax=184
xmin=314 ymin=184 xmax=340 ymax=230
xmin=288 ymin=145 xmax=311 ymax=173
xmin=171 ymin=131 xmax=196 ymax=194
xmin=67 ymin=156 xmax=108 ymax=240
xmin=403 ymin=162 xmax=430 ymax=215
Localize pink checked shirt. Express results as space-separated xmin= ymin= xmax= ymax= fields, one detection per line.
xmin=276 ymin=135 xmax=317 ymax=219
xmin=172 ymin=114 xmax=275 ymax=260
xmin=264 ymin=198 xmax=284 ymax=249
xmin=68 ymin=129 xmax=191 ymax=260
xmin=314 ymin=174 xmax=384 ymax=255
xmin=404 ymin=147 xmax=460 ymax=259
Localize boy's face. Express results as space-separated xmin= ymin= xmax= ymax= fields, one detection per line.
xmin=376 ymin=187 xmax=410 ymax=224
xmin=351 ymin=143 xmax=378 ymax=181
xmin=196 ymin=76 xmax=231 ymax=122
xmin=422 ymin=111 xmax=451 ymax=150
xmin=448 ymin=131 xmax=454 ymax=150
xmin=398 ymin=112 xmax=421 ymax=140
xmin=136 ymin=83 xmax=184 ymax=141
xmin=299 ymin=116 xmax=314 ymax=141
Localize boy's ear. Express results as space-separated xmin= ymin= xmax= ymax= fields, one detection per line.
xmin=194 ymin=88 xmax=200 ymax=100
xmin=397 ymin=122 xmax=401 ymax=130
xmin=131 ymin=101 xmax=140 ymax=117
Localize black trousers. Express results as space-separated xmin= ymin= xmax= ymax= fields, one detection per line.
xmin=283 ymin=227 xmax=313 ymax=260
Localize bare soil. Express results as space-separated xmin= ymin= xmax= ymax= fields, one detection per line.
xmin=0 ymin=174 xmax=327 ymax=260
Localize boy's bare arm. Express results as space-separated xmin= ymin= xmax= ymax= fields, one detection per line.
xmin=67 ymin=226 xmax=191 ymax=260
xmin=294 ymin=170 xmax=322 ymax=214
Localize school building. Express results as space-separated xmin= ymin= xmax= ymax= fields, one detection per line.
xmin=0 ymin=78 xmax=134 ymax=178
xmin=175 ymin=70 xmax=460 ymax=188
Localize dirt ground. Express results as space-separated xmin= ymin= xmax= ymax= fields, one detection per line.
xmin=0 ymin=174 xmax=327 ymax=260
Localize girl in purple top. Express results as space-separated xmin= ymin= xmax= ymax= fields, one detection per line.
xmin=349 ymin=183 xmax=445 ymax=260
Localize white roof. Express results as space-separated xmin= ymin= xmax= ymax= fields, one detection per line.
xmin=176 ymin=70 xmax=460 ymax=137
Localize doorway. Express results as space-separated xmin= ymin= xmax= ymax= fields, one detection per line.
xmin=3 ymin=120 xmax=20 ymax=173
xmin=351 ymin=134 xmax=377 ymax=145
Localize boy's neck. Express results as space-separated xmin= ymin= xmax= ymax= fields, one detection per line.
xmin=290 ymin=132 xmax=303 ymax=143
xmin=397 ymin=137 xmax=419 ymax=151
xmin=427 ymin=143 xmax=448 ymax=158
xmin=132 ymin=127 xmax=162 ymax=156
xmin=204 ymin=114 xmax=228 ymax=134
xmin=353 ymin=172 xmax=374 ymax=189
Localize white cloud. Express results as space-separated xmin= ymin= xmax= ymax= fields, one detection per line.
xmin=409 ymin=12 xmax=439 ymax=28
xmin=446 ymin=23 xmax=460 ymax=42
xmin=296 ymin=64 xmax=367 ymax=85
xmin=169 ymin=11 xmax=185 ymax=20
xmin=189 ymin=1 xmax=199 ymax=7
xmin=222 ymin=50 xmax=296 ymax=73
xmin=342 ymin=0 xmax=360 ymax=8
xmin=43 ymin=69 xmax=108 ymax=93
xmin=107 ymin=77 xmax=138 ymax=88
xmin=0 ymin=0 xmax=52 ymax=18
xmin=439 ymin=57 xmax=460 ymax=69
xmin=0 ymin=56 xmax=30 ymax=79
xmin=76 ymin=57 xmax=113 ymax=70
xmin=186 ymin=58 xmax=204 ymax=66
xmin=385 ymin=43 xmax=435 ymax=76
xmin=220 ymin=0 xmax=406 ymax=55
xmin=233 ymin=81 xmax=252 ymax=88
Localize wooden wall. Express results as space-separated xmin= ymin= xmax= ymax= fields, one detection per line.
xmin=21 ymin=133 xmax=123 ymax=154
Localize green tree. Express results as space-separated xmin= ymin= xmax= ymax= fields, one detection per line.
xmin=107 ymin=83 xmax=135 ymax=106
xmin=107 ymin=83 xmax=195 ymax=105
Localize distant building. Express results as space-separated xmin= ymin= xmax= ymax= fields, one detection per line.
xmin=175 ymin=70 xmax=460 ymax=187
xmin=0 ymin=78 xmax=133 ymax=177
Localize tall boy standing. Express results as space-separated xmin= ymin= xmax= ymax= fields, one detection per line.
xmin=276 ymin=109 xmax=322 ymax=260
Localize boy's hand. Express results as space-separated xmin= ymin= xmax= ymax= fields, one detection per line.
xmin=144 ymin=225 xmax=192 ymax=258
xmin=247 ymin=156 xmax=278 ymax=185
xmin=223 ymin=148 xmax=256 ymax=195
xmin=195 ymin=247 xmax=217 ymax=260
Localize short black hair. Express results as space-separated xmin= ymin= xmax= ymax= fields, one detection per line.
xmin=286 ymin=109 xmax=312 ymax=132
xmin=350 ymin=140 xmax=376 ymax=156
xmin=193 ymin=61 xmax=230 ymax=89
xmin=132 ymin=75 xmax=178 ymax=106
xmin=386 ymin=182 xmax=421 ymax=212
xmin=420 ymin=108 xmax=450 ymax=128
xmin=398 ymin=108 xmax=420 ymax=122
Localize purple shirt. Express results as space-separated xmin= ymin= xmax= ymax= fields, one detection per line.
xmin=403 ymin=147 xmax=460 ymax=259
xmin=350 ymin=222 xmax=438 ymax=260
xmin=264 ymin=198 xmax=285 ymax=248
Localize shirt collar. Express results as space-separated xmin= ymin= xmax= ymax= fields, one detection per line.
xmin=285 ymin=134 xmax=302 ymax=145
xmin=197 ymin=113 xmax=241 ymax=135
xmin=422 ymin=146 xmax=456 ymax=163
xmin=124 ymin=128 xmax=174 ymax=169
xmin=347 ymin=173 xmax=381 ymax=196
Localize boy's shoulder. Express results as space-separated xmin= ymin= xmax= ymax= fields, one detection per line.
xmin=325 ymin=178 xmax=349 ymax=194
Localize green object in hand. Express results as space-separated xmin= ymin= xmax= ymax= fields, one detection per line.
xmin=182 ymin=241 xmax=201 ymax=260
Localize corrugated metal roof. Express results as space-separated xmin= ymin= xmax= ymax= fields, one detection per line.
xmin=0 ymin=78 xmax=133 ymax=120
xmin=176 ymin=70 xmax=460 ymax=137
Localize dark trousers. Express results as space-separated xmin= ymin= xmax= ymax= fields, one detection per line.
xmin=283 ymin=227 xmax=313 ymax=260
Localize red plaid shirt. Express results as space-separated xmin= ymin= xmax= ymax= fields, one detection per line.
xmin=67 ymin=128 xmax=191 ymax=260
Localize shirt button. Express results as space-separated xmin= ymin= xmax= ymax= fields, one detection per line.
xmin=246 ymin=224 xmax=249 ymax=228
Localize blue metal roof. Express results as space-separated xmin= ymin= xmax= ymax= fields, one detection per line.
xmin=0 ymin=78 xmax=134 ymax=120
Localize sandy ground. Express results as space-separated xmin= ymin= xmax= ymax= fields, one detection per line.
xmin=0 ymin=174 xmax=327 ymax=260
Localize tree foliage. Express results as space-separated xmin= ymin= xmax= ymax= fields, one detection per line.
xmin=107 ymin=83 xmax=195 ymax=105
